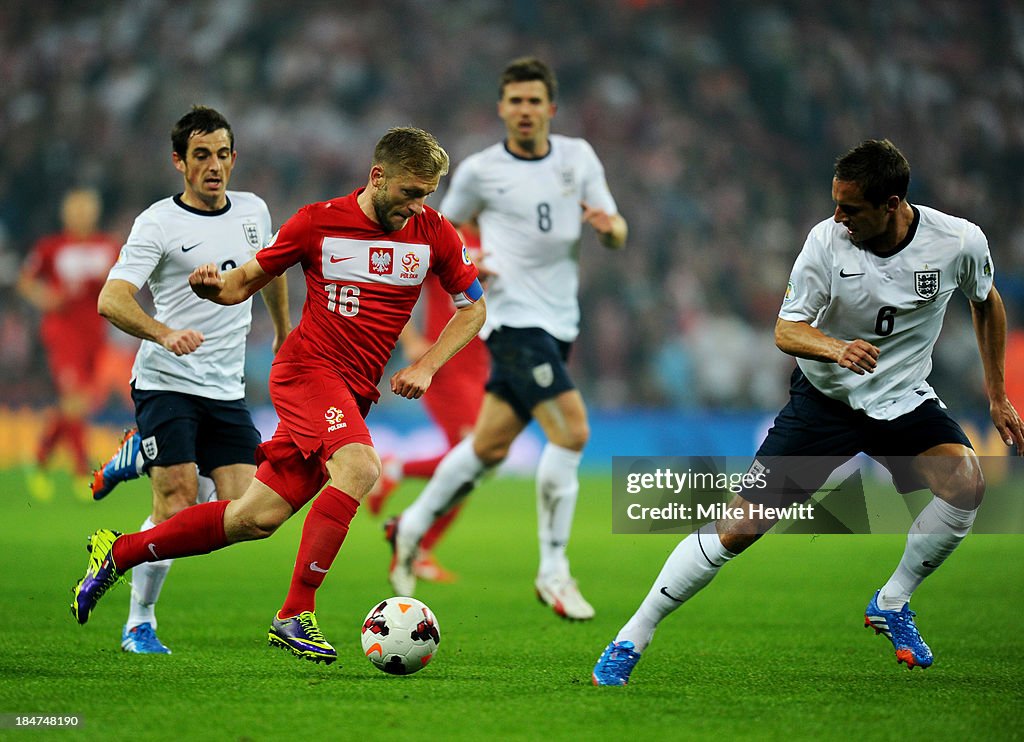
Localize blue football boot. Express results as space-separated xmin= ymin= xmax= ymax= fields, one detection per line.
xmin=592 ymin=640 xmax=642 ymax=686
xmin=122 ymin=623 xmax=172 ymax=654
xmin=91 ymin=428 xmax=142 ymax=501
xmin=864 ymin=590 xmax=933 ymax=669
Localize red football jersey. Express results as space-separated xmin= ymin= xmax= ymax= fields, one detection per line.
xmin=257 ymin=189 xmax=479 ymax=402
xmin=22 ymin=231 xmax=121 ymax=348
xmin=422 ymin=228 xmax=483 ymax=341
xmin=421 ymin=272 xmax=460 ymax=341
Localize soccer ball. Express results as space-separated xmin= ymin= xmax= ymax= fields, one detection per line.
xmin=360 ymin=596 xmax=440 ymax=675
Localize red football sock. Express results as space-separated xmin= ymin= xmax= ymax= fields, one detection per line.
xmin=420 ymin=503 xmax=463 ymax=552
xmin=65 ymin=417 xmax=90 ymax=475
xmin=403 ymin=453 xmax=445 ymax=480
xmin=278 ymin=487 xmax=359 ymax=618
xmin=112 ymin=500 xmax=229 ymax=570
xmin=36 ymin=415 xmax=64 ymax=466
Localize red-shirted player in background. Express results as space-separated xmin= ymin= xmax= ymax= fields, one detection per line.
xmin=70 ymin=127 xmax=485 ymax=665
xmin=367 ymin=226 xmax=489 ymax=583
xmin=17 ymin=188 xmax=122 ymax=500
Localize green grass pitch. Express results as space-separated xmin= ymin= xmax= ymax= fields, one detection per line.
xmin=1 ymin=468 xmax=1021 ymax=740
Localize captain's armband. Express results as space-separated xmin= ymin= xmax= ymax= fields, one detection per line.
xmin=451 ymin=278 xmax=483 ymax=308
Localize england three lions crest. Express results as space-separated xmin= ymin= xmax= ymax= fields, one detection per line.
xmin=914 ymin=270 xmax=940 ymax=300
xmin=243 ymin=222 xmax=261 ymax=249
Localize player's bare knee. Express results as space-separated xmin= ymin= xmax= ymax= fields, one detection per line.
xmin=562 ymin=424 xmax=589 ymax=452
xmin=325 ymin=444 xmax=381 ymax=500
xmin=152 ymin=488 xmax=198 ymax=522
xmin=228 ymin=506 xmax=285 ymax=541
xmin=934 ymin=456 xmax=985 ymax=510
xmin=717 ymin=527 xmax=760 ymax=555
xmin=241 ymin=519 xmax=275 ymax=540
xmin=472 ymin=438 xmax=508 ymax=467
xmin=349 ymin=460 xmax=381 ymax=501
xmin=716 ymin=497 xmax=774 ymax=554
xmin=544 ymin=421 xmax=588 ymax=452
xmin=240 ymin=519 xmax=278 ymax=540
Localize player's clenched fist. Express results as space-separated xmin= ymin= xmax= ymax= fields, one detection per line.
xmin=837 ymin=338 xmax=880 ymax=375
xmin=390 ymin=365 xmax=432 ymax=400
xmin=161 ymin=328 xmax=205 ymax=356
xmin=188 ymin=262 xmax=225 ymax=299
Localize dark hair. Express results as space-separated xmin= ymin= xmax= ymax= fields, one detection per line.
xmin=499 ymin=56 xmax=558 ymax=102
xmin=374 ymin=127 xmax=449 ymax=180
xmin=171 ymin=106 xmax=234 ymax=158
xmin=834 ymin=139 xmax=910 ymax=206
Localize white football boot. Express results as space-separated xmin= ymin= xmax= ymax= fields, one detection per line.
xmin=535 ymin=573 xmax=595 ymax=621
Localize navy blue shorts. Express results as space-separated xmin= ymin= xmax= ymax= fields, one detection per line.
xmin=749 ymin=368 xmax=972 ymax=499
xmin=484 ymin=326 xmax=575 ymax=422
xmin=131 ymin=385 xmax=261 ymax=476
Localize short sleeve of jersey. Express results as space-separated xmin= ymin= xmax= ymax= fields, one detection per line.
xmin=108 ymin=213 xmax=165 ymax=289
xmin=431 ymin=214 xmax=479 ymax=296
xmin=779 ymin=221 xmax=832 ymax=322
xmin=957 ymin=221 xmax=994 ymax=303
xmin=578 ymin=140 xmax=618 ymax=215
xmin=256 ymin=207 xmax=314 ymax=276
xmin=253 ymin=194 xmax=273 ymax=249
xmin=439 ymin=157 xmax=484 ymax=225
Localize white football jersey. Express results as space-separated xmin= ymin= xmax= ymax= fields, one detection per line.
xmin=779 ymin=204 xmax=993 ymax=420
xmin=108 ymin=192 xmax=271 ymax=399
xmin=440 ymin=134 xmax=618 ymax=342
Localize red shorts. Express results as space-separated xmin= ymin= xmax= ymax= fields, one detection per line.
xmin=254 ymin=361 xmax=374 ymax=510
xmin=44 ymin=336 xmax=102 ymax=396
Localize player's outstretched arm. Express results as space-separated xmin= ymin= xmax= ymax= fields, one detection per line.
xmin=98 ymin=278 xmax=205 ymax=356
xmin=16 ymin=269 xmax=63 ymax=313
xmin=774 ymin=318 xmax=879 ymax=375
xmin=390 ymin=296 xmax=486 ymax=400
xmin=189 ymin=258 xmax=275 ymax=306
xmin=580 ymin=201 xmax=628 ymax=250
xmin=970 ymin=286 xmax=1024 ymax=454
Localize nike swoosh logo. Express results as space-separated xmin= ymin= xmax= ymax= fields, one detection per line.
xmin=659 ymin=586 xmax=684 ymax=603
xmin=839 ymin=269 xmax=865 ymax=278
xmin=310 ymin=561 xmax=329 ymax=573
xmin=148 ymin=543 xmax=160 ymax=560
xmin=922 ymin=560 xmax=938 ymax=569
xmin=181 ymin=243 xmax=201 ymax=253
xmin=329 ymin=255 xmax=355 ymax=263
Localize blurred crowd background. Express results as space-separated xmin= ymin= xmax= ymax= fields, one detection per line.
xmin=3 ymin=0 xmax=1024 ymax=421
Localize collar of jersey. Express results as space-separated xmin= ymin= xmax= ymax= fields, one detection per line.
xmin=871 ymin=204 xmax=920 ymax=259
xmin=503 ymin=140 xmax=552 ymax=162
xmin=173 ymin=193 xmax=232 ymax=217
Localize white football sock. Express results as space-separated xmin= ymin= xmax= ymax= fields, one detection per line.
xmin=383 ymin=456 xmax=404 ymax=482
xmin=877 ymin=496 xmax=976 ymax=610
xmin=615 ymin=522 xmax=735 ymax=652
xmin=399 ymin=436 xmax=490 ymax=543
xmin=536 ymin=443 xmax=582 ymax=579
xmin=196 ymin=474 xmax=218 ymax=504
xmin=126 ymin=516 xmax=174 ymax=629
